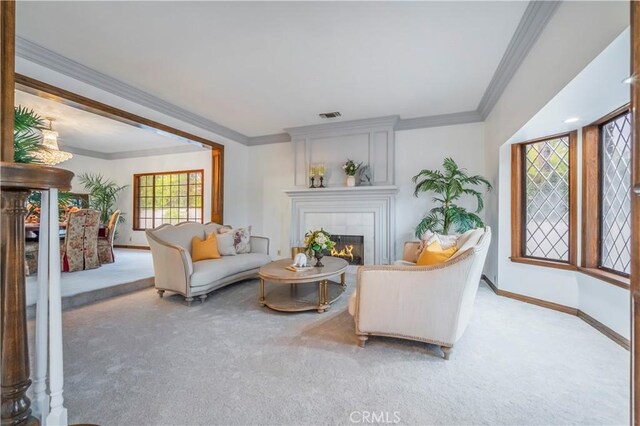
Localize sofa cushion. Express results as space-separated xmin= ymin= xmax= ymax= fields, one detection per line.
xmin=191 ymin=232 xmax=221 ymax=261
xmin=190 ymin=253 xmax=271 ymax=287
xmin=216 ymin=231 xmax=237 ymax=256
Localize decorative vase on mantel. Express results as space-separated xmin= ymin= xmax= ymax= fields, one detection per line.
xmin=346 ymin=176 xmax=356 ymax=187
xmin=314 ymin=250 xmax=324 ymax=267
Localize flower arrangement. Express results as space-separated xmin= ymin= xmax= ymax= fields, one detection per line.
xmin=342 ymin=159 xmax=362 ymax=176
xmin=304 ymin=229 xmax=335 ymax=267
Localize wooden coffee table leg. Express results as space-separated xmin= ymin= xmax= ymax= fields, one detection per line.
xmin=259 ymin=278 xmax=266 ymax=306
xmin=341 ymin=272 xmax=346 ymax=289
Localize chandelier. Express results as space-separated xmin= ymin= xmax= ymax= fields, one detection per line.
xmin=33 ymin=118 xmax=73 ymax=165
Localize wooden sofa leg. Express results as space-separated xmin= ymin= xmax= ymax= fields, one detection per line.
xmin=157 ymin=289 xmax=165 ymax=298
xmin=199 ymin=294 xmax=207 ymax=303
xmin=358 ymin=335 xmax=368 ymax=348
xmin=185 ymin=297 xmax=194 ymax=307
xmin=441 ymin=346 xmax=452 ymax=360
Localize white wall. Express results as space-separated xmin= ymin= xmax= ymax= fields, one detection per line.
xmin=248 ymin=122 xmax=487 ymax=260
xmin=484 ymin=2 xmax=630 ymax=339
xmin=483 ymin=1 xmax=630 ymax=285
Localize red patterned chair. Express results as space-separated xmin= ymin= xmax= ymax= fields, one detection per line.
xmin=98 ymin=210 xmax=120 ymax=264
xmin=61 ymin=209 xmax=101 ymax=272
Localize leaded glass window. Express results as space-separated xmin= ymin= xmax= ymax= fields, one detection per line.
xmin=523 ymin=136 xmax=570 ymax=261
xmin=599 ymin=111 xmax=632 ymax=275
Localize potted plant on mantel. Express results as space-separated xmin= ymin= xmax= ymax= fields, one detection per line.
xmin=342 ymin=159 xmax=362 ymax=187
xmin=412 ymin=157 xmax=492 ymax=238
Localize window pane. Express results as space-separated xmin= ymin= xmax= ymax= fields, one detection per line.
xmin=134 ymin=170 xmax=204 ymax=229
xmin=600 ymin=112 xmax=632 ymax=275
xmin=523 ymin=137 xmax=570 ymax=261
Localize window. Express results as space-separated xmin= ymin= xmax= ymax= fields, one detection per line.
xmin=582 ymin=106 xmax=631 ymax=285
xmin=511 ymin=132 xmax=577 ymax=269
xmin=133 ymin=169 xmax=204 ymax=230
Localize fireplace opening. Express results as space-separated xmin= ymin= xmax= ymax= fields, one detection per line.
xmin=325 ymin=234 xmax=364 ymax=265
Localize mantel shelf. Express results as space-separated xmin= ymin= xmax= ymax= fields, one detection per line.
xmin=284 ymin=185 xmax=398 ymax=198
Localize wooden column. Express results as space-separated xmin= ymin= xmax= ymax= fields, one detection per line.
xmin=1 ymin=188 xmax=34 ymax=425
xmin=631 ymin=2 xmax=640 ymax=424
xmin=0 ymin=0 xmax=15 ymax=162
xmin=0 ymin=164 xmax=73 ymax=426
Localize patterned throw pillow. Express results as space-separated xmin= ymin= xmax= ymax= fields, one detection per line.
xmin=415 ymin=231 xmax=459 ymax=261
xmin=233 ymin=226 xmax=252 ymax=254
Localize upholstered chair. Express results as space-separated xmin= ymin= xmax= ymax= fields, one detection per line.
xmin=61 ymin=209 xmax=101 ymax=272
xmin=98 ymin=210 xmax=120 ymax=264
xmin=348 ymin=227 xmax=491 ymax=360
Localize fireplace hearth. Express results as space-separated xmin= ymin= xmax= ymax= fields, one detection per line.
xmin=325 ymin=234 xmax=364 ymax=265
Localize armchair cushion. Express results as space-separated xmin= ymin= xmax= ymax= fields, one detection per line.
xmin=416 ymin=241 xmax=458 ymax=266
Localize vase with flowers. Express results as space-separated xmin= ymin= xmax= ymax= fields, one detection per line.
xmin=304 ymin=229 xmax=336 ymax=267
xmin=342 ymin=159 xmax=362 ymax=187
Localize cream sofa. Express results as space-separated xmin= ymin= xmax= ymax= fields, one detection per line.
xmin=146 ymin=222 xmax=270 ymax=305
xmin=348 ymin=227 xmax=491 ymax=359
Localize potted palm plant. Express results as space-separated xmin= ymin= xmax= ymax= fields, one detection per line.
xmin=78 ymin=173 xmax=127 ymax=224
xmin=412 ymin=158 xmax=492 ymax=238
xmin=14 ymin=106 xmax=45 ymax=164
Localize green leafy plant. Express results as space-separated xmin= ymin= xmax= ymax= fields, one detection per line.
xmin=14 ymin=106 xmax=45 ymax=164
xmin=342 ymin=159 xmax=362 ymax=176
xmin=412 ymin=157 xmax=492 ymax=237
xmin=78 ymin=173 xmax=127 ymax=224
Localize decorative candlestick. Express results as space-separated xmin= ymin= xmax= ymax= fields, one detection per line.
xmin=318 ymin=163 xmax=325 ymax=188
xmin=309 ymin=164 xmax=317 ymax=188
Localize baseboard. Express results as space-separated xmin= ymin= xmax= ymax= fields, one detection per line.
xmin=481 ymin=275 xmax=629 ymax=350
xmin=114 ymin=244 xmax=150 ymax=250
xmin=577 ymin=310 xmax=630 ymax=350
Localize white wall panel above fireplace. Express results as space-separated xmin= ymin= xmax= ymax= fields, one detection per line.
xmin=286 ymin=116 xmax=398 ymax=187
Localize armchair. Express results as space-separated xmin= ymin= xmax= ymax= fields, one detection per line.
xmin=348 ymin=227 xmax=491 ymax=359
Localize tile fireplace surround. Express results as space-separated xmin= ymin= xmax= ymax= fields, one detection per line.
xmin=284 ymin=186 xmax=398 ymax=265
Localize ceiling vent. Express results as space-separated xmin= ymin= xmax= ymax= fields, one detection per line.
xmin=319 ymin=111 xmax=341 ymax=119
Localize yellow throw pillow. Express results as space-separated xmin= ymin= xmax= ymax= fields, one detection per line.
xmin=416 ymin=240 xmax=458 ymax=266
xmin=191 ymin=232 xmax=221 ymax=262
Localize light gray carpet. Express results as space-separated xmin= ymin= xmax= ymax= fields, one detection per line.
xmin=30 ymin=277 xmax=629 ymax=425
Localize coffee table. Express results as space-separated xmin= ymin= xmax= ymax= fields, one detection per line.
xmin=258 ymin=256 xmax=348 ymax=313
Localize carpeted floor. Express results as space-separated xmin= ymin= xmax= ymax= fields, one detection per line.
xmin=31 ymin=277 xmax=629 ymax=425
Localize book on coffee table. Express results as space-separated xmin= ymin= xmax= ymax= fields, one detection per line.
xmin=285 ymin=265 xmax=314 ymax=272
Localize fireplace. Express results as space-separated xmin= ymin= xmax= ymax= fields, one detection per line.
xmin=325 ymin=234 xmax=364 ymax=265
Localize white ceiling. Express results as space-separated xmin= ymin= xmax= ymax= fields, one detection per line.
xmin=14 ymin=90 xmax=205 ymax=154
xmin=15 ymin=1 xmax=527 ymax=137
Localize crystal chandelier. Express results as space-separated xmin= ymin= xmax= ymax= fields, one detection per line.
xmin=33 ymin=119 xmax=73 ymax=165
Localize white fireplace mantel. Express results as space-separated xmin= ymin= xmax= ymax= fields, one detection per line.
xmin=285 ymin=185 xmax=398 ymax=264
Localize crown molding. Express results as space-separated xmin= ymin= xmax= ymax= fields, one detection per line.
xmin=285 ymin=115 xmax=400 ymax=138
xmin=61 ymin=143 xmax=206 ymax=160
xmin=61 ymin=145 xmax=110 ymax=160
xmin=15 ymin=36 xmax=250 ymax=145
xmin=395 ymin=110 xmax=483 ymax=131
xmin=247 ymin=132 xmax=291 ymax=146
xmin=477 ymin=1 xmax=561 ymax=119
